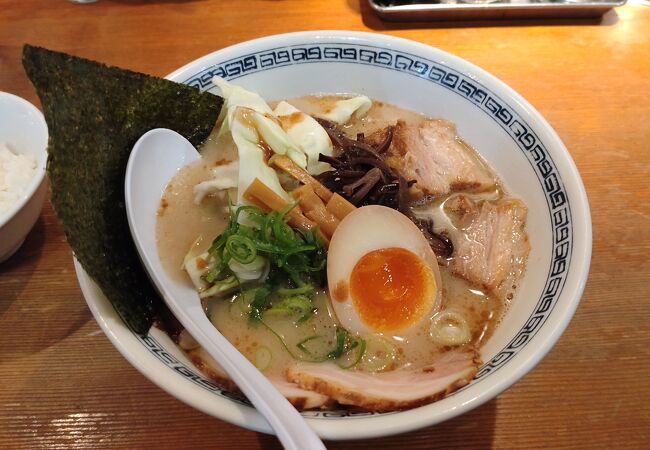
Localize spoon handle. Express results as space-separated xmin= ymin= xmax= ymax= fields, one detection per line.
xmin=187 ymin=310 xmax=327 ymax=450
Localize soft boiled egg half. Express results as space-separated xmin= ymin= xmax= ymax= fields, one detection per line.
xmin=327 ymin=205 xmax=442 ymax=336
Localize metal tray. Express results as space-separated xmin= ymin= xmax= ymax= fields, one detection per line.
xmin=368 ymin=0 xmax=626 ymax=20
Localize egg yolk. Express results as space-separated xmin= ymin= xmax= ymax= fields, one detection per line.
xmin=349 ymin=247 xmax=436 ymax=332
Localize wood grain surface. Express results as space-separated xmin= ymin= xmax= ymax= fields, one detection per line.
xmin=1 ymin=1 xmax=649 ymax=448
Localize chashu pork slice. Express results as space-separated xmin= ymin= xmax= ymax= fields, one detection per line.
xmin=383 ymin=119 xmax=497 ymax=197
xmin=186 ymin=346 xmax=332 ymax=410
xmin=269 ymin=377 xmax=334 ymax=411
xmin=287 ymin=347 xmax=481 ymax=411
xmin=447 ymin=195 xmax=530 ymax=297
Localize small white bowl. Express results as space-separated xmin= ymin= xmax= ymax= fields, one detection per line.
xmin=76 ymin=31 xmax=592 ymax=440
xmin=0 ymin=92 xmax=48 ymax=262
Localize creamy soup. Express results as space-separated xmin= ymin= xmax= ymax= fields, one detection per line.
xmin=155 ymin=92 xmax=528 ymax=410
xmin=158 ymin=96 xmax=505 ymax=372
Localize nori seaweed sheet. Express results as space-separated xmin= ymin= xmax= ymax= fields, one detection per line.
xmin=22 ymin=45 xmax=223 ymax=334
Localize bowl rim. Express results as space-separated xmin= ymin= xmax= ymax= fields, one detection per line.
xmin=0 ymin=91 xmax=48 ymax=229
xmin=79 ymin=30 xmax=592 ymax=440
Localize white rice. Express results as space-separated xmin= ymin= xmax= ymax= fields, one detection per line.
xmin=0 ymin=143 xmax=37 ymax=218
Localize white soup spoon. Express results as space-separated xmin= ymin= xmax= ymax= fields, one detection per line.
xmin=125 ymin=128 xmax=326 ymax=450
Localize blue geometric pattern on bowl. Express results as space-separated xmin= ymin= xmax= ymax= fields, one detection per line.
xmin=133 ymin=42 xmax=573 ymax=418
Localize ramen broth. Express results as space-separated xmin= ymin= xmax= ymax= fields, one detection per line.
xmin=156 ymin=95 xmax=506 ymax=379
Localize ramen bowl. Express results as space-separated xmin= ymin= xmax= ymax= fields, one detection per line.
xmin=76 ymin=31 xmax=591 ymax=440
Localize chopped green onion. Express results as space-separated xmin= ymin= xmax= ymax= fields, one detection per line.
xmin=254 ymin=346 xmax=273 ymax=371
xmin=272 ymin=215 xmax=297 ymax=246
xmin=226 ymin=235 xmax=257 ymax=264
xmin=336 ymin=337 xmax=366 ymax=369
xmin=226 ymin=291 xmax=254 ymax=320
xmin=326 ymin=328 xmax=348 ymax=360
xmin=187 ymin=204 xmax=332 ymax=365
xmin=358 ymin=336 xmax=398 ymax=372
xmin=429 ymin=310 xmax=471 ymax=346
xmin=296 ymin=334 xmax=341 ymax=361
xmin=295 ymin=328 xmax=366 ymax=367
xmin=200 ymin=204 xmax=326 ymax=318
xmin=250 ymin=286 xmax=272 ymax=321
xmin=276 ymin=285 xmax=314 ymax=296
xmin=265 ymin=295 xmax=311 ymax=314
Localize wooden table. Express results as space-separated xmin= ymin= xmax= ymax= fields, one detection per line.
xmin=1 ymin=1 xmax=649 ymax=448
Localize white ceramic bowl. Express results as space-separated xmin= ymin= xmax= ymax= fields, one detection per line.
xmin=0 ymin=92 xmax=48 ymax=262
xmin=76 ymin=31 xmax=592 ymax=440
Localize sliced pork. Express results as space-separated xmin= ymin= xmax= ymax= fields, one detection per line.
xmin=187 ymin=347 xmax=239 ymax=393
xmin=446 ymin=195 xmax=530 ymax=296
xmin=384 ymin=119 xmax=497 ymax=197
xmin=286 ymin=347 xmax=480 ymax=411
xmin=186 ymin=347 xmax=332 ymax=410
xmin=269 ymin=377 xmax=333 ymax=410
